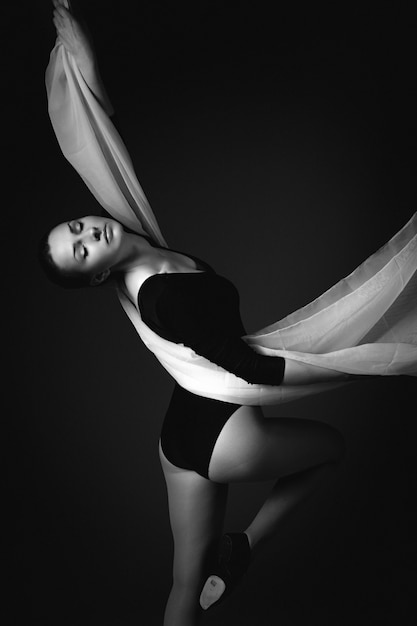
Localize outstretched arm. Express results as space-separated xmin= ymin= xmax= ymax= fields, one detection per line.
xmin=52 ymin=0 xmax=114 ymax=117
xmin=46 ymin=1 xmax=166 ymax=242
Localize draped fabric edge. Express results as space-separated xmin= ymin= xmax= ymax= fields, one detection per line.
xmin=45 ymin=43 xmax=167 ymax=248
xmin=249 ymin=214 xmax=416 ymax=340
xmin=46 ymin=42 xmax=417 ymax=407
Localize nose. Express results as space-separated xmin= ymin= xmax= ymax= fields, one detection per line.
xmin=84 ymin=227 xmax=101 ymax=242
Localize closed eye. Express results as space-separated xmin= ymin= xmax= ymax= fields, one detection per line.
xmin=68 ymin=220 xmax=83 ymax=234
xmin=75 ymin=241 xmax=88 ymax=260
xmin=68 ymin=221 xmax=88 ymax=261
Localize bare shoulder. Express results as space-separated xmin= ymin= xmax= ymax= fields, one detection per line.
xmin=122 ymin=268 xmax=154 ymax=307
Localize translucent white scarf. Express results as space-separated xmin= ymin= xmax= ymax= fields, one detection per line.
xmin=45 ymin=43 xmax=417 ymax=405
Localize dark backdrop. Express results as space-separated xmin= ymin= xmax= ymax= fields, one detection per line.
xmin=7 ymin=1 xmax=416 ymax=625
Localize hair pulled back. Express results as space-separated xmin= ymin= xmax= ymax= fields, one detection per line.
xmin=37 ymin=230 xmax=92 ymax=289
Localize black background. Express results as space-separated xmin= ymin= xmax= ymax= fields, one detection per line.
xmin=6 ymin=1 xmax=416 ymax=624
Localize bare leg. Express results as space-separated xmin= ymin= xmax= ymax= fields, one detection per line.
xmin=159 ymin=442 xmax=228 ymax=626
xmin=200 ymin=407 xmax=345 ymax=607
xmin=52 ymin=0 xmax=114 ymax=115
xmin=209 ymin=407 xmax=345 ymax=482
xmin=245 ymin=461 xmax=340 ymax=555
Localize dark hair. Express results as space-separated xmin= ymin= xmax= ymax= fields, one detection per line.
xmin=37 ymin=230 xmax=93 ymax=289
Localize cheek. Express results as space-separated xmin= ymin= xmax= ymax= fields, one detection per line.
xmin=88 ymin=247 xmax=113 ymax=272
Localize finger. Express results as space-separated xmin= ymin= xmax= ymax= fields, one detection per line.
xmin=53 ymin=8 xmax=75 ymax=37
xmin=53 ymin=4 xmax=71 ymax=20
xmin=56 ymin=31 xmax=72 ymax=50
xmin=53 ymin=0 xmax=71 ymax=10
xmin=53 ymin=1 xmax=73 ymax=23
xmin=52 ymin=15 xmax=60 ymax=32
xmin=53 ymin=7 xmax=64 ymax=23
xmin=52 ymin=12 xmax=65 ymax=30
xmin=53 ymin=14 xmax=72 ymax=42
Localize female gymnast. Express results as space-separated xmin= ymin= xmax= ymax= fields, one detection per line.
xmin=41 ymin=2 xmax=416 ymax=625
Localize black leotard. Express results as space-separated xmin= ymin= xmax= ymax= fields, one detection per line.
xmin=138 ymin=263 xmax=285 ymax=478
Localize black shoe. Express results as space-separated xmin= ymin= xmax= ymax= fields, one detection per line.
xmin=199 ymin=532 xmax=251 ymax=610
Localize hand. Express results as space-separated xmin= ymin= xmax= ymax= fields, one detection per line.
xmin=51 ymin=0 xmax=115 ymax=116
xmin=52 ymin=0 xmax=96 ymax=75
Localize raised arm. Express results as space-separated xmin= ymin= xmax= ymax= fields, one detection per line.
xmin=46 ymin=1 xmax=167 ymax=245
xmin=52 ymin=0 xmax=114 ymax=117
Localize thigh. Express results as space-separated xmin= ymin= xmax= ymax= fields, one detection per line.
xmin=208 ymin=406 xmax=345 ymax=483
xmin=159 ymin=441 xmax=228 ymax=586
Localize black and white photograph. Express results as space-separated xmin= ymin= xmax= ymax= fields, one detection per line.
xmin=7 ymin=1 xmax=416 ymax=625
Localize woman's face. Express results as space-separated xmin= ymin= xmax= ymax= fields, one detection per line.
xmin=48 ymin=215 xmax=125 ymax=280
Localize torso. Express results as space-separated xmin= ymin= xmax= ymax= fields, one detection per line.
xmin=122 ymin=247 xmax=205 ymax=309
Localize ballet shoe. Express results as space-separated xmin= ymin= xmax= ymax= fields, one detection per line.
xmin=199 ymin=532 xmax=251 ymax=610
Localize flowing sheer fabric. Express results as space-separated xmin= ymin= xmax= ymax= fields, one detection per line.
xmin=45 ymin=42 xmax=417 ymax=406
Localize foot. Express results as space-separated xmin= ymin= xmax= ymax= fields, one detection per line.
xmin=199 ymin=533 xmax=251 ymax=611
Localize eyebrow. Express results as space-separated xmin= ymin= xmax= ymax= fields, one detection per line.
xmin=67 ymin=223 xmax=79 ymax=261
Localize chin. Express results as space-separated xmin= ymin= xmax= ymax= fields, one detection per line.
xmin=108 ymin=219 xmax=123 ymax=242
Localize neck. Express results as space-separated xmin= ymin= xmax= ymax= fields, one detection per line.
xmin=114 ymin=232 xmax=165 ymax=274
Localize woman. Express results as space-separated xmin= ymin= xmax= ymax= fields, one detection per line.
xmin=42 ymin=2 xmax=416 ymax=625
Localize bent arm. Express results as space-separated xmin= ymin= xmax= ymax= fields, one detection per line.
xmin=174 ymin=334 xmax=350 ymax=387
xmin=192 ymin=333 xmax=286 ymax=385
xmin=142 ymin=277 xmax=356 ymax=388
xmin=143 ymin=281 xmax=285 ymax=385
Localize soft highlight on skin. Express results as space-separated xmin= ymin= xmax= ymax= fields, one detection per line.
xmin=47 ymin=215 xmax=125 ymax=284
xmin=43 ymin=3 xmax=415 ymax=625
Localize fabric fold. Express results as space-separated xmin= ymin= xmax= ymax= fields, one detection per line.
xmin=46 ymin=42 xmax=417 ymax=406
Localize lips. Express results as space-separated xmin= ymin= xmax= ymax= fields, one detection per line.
xmin=104 ymin=223 xmax=112 ymax=244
